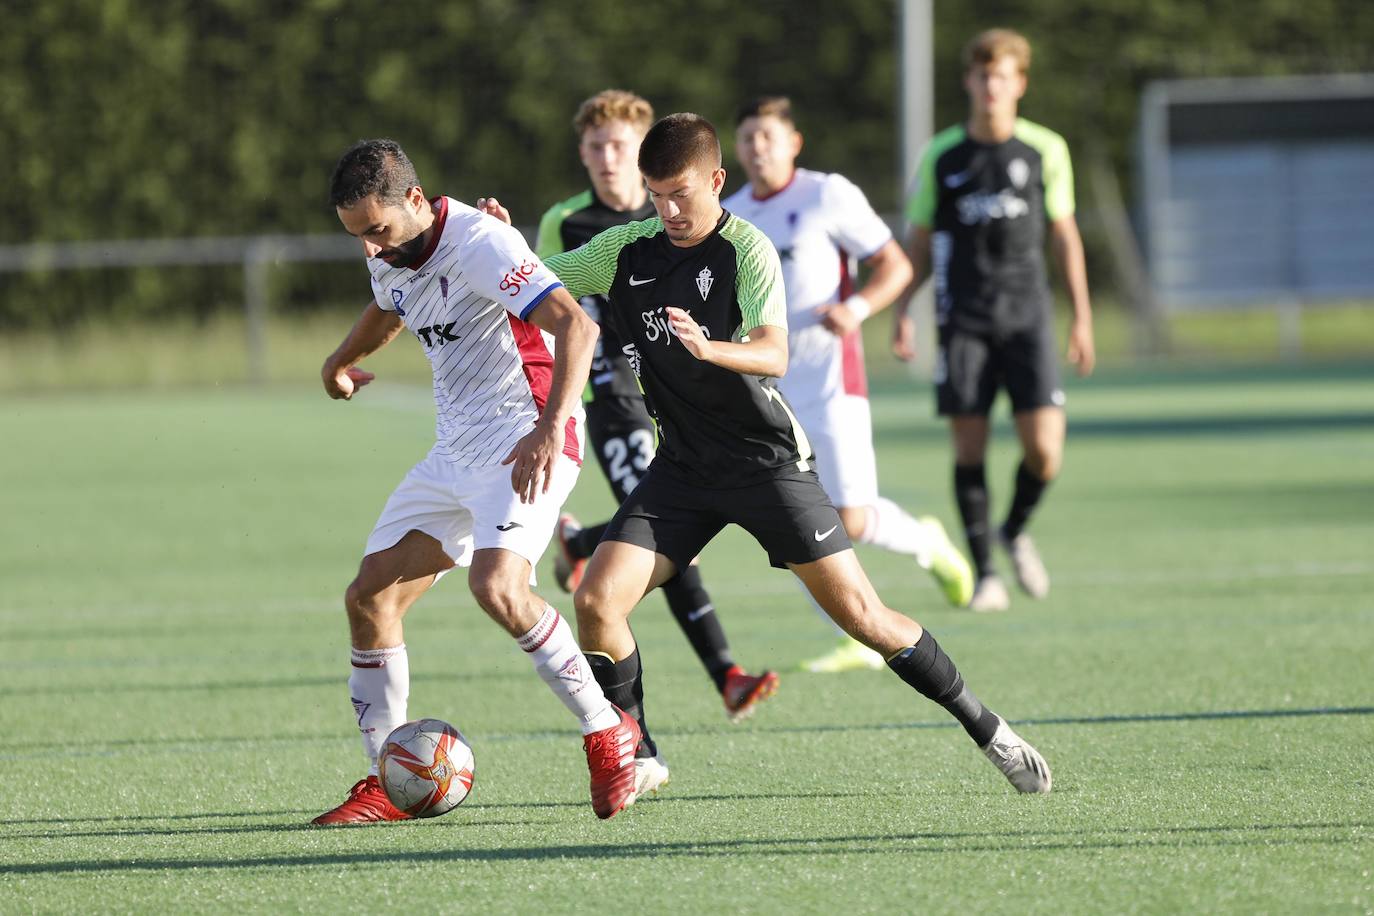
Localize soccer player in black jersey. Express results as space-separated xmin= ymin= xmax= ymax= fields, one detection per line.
xmin=535 ymin=92 xmax=779 ymax=771
xmin=488 ymin=113 xmax=1054 ymax=805
xmin=894 ymin=29 xmax=1096 ymax=612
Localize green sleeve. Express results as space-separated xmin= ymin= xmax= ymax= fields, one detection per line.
xmin=545 ymin=219 xmax=661 ymax=298
xmin=1015 ymin=120 xmax=1075 ymax=221
xmin=905 ymin=125 xmax=966 ymax=228
xmin=723 ymin=218 xmax=787 ymax=334
xmin=534 ymin=204 xmax=566 ymax=260
xmin=1041 ymin=133 xmax=1075 ymax=221
xmin=905 ymin=144 xmax=939 ymax=228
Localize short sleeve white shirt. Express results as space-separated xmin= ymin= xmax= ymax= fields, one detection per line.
xmin=724 ymin=169 xmax=892 ymax=407
xmin=366 ymin=197 xmax=582 ymax=467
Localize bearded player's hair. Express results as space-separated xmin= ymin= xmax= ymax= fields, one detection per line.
xmin=329 ymin=139 xmax=419 ymax=208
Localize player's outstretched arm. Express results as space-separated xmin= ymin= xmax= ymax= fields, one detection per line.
xmin=666 ymin=309 xmax=788 ymax=378
xmin=892 ymin=226 xmax=933 ymax=362
xmin=1049 ymin=215 xmax=1095 ymax=376
xmin=321 ymin=301 xmax=404 ymax=399
xmin=502 ymin=288 xmax=599 ymax=503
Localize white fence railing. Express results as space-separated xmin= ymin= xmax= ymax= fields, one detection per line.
xmin=0 ymin=235 xmax=361 ymax=379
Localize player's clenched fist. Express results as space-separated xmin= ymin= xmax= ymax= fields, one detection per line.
xmin=665 ymin=306 xmax=711 ymax=361
xmin=323 ymin=365 xmax=376 ymax=400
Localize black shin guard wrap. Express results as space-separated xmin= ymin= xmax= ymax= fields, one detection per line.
xmin=1002 ymin=460 xmax=1050 ymax=541
xmin=585 ymin=648 xmax=656 ymax=758
xmin=662 ymin=566 xmax=734 ymax=690
xmin=887 ymin=630 xmax=1000 ymax=746
xmin=954 ymin=463 xmax=993 ymax=578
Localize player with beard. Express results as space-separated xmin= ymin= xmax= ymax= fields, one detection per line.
xmin=311 ymin=139 xmax=640 ymax=825
xmin=538 ymin=94 xmax=779 ymax=779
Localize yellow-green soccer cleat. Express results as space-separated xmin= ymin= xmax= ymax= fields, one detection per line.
xmin=799 ymin=636 xmax=886 ymax=673
xmin=916 ymin=516 xmax=975 ymax=607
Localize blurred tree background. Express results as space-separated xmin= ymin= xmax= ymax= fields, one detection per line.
xmin=1 ymin=0 xmax=1371 ymax=329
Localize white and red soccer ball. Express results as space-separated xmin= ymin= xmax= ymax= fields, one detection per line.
xmin=378 ymin=718 xmax=475 ymax=817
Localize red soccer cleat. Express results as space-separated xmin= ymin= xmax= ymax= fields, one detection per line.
xmin=722 ymin=665 xmax=780 ymax=723
xmin=583 ymin=706 xmax=641 ymax=819
xmin=310 ymin=775 xmax=412 ymax=826
xmin=554 ymin=514 xmax=588 ymax=593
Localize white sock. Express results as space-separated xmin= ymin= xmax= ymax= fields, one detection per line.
xmin=858 ymin=497 xmax=940 ymax=568
xmin=518 ymin=606 xmax=618 ymax=734
xmin=349 ymin=644 xmax=409 ymax=776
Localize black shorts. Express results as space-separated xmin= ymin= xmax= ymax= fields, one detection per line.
xmin=585 ymin=395 xmax=656 ymax=503
xmin=936 ymin=323 xmax=1064 ymax=416
xmin=603 ymin=462 xmax=852 ymax=571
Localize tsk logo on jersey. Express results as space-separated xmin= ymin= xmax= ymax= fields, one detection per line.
xmin=956 ymin=189 xmax=1030 ymax=225
xmin=390 ymin=289 xmax=405 ymax=313
xmin=695 ymin=267 xmax=714 ymax=300
xmin=499 ymin=260 xmax=540 ymax=297
xmin=416 ymin=322 xmax=460 ymax=347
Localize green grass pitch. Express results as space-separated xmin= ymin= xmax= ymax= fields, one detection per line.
xmin=2 ymin=363 xmax=1371 ymax=913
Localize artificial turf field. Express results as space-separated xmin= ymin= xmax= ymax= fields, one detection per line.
xmin=3 ymin=362 xmax=1371 ymax=914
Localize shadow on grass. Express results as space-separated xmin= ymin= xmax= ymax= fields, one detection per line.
xmin=4 ymin=818 xmax=1368 ymax=875
xmin=0 ymin=791 xmax=868 ymax=831
xmin=7 ymin=705 xmax=1371 ymax=760
xmin=884 ymin=410 xmax=1374 ymax=444
xmin=0 ymin=669 xmax=527 ymax=699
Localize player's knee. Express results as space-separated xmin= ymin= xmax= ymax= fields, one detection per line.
xmin=1024 ymin=444 xmax=1062 ymax=481
xmin=344 ymin=578 xmax=399 ymax=627
xmin=467 ymin=573 xmax=524 ymax=628
xmin=572 ymin=575 xmax=617 ymax=624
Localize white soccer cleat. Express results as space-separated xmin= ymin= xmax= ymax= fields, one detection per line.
xmin=968 ymin=575 xmax=1011 ymax=613
xmin=980 ymin=717 xmax=1052 ymax=794
xmin=999 ymin=529 xmax=1050 ymax=599
xmin=630 ymin=754 xmax=671 ymax=802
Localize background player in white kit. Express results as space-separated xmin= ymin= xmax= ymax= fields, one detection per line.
xmin=725 ymin=97 xmax=975 ymax=674
xmin=312 ymin=139 xmax=640 ymax=825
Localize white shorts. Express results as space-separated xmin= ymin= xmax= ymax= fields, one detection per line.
xmin=792 ymin=394 xmax=878 ymax=509
xmin=364 ymin=450 xmax=580 ymax=576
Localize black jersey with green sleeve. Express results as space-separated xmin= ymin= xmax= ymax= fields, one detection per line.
xmin=546 ymin=211 xmax=813 ymax=486
xmin=535 ymin=190 xmax=657 ymax=402
xmin=906 ymin=118 xmax=1075 ymax=333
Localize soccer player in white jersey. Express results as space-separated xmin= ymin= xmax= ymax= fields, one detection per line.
xmin=311 ymin=139 xmax=640 ymax=825
xmin=724 ymin=97 xmax=975 ymax=674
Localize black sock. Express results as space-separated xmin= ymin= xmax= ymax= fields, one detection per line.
xmin=661 ymin=566 xmax=735 ymax=691
xmin=570 ymin=522 xmax=609 ymax=560
xmin=585 ymin=647 xmax=657 ymax=758
xmin=954 ymin=463 xmax=993 ymax=578
xmin=1002 ymin=460 xmax=1050 ymax=541
xmin=886 ymin=630 xmax=1001 ymax=746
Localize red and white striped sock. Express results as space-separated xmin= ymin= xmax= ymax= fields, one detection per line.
xmin=518 ymin=605 xmax=618 ymax=734
xmin=349 ymin=644 xmax=409 ymax=775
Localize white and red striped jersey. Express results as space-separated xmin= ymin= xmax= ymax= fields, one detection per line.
xmin=366 ymin=197 xmax=581 ymax=467
xmin=724 ymin=169 xmax=892 ymax=409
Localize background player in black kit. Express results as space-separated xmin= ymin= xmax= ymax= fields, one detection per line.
xmin=535 ymin=91 xmax=780 ymax=752
xmin=538 ymin=113 xmax=1055 ymax=799
xmin=894 ymin=28 xmax=1096 ymax=612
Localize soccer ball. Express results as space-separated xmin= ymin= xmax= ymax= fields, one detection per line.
xmin=378 ymin=718 xmax=475 ymax=817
